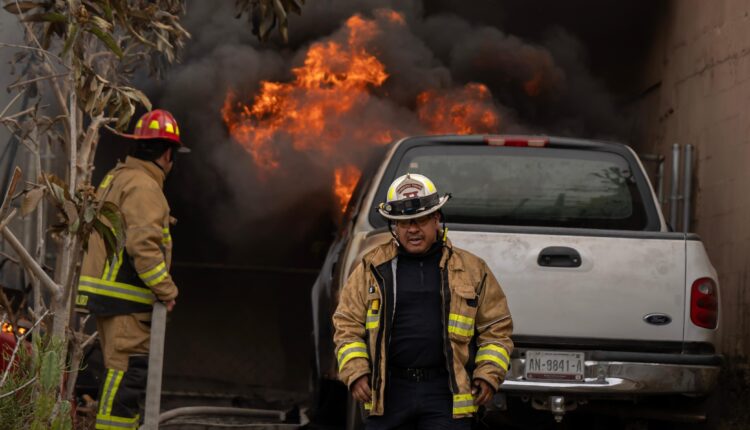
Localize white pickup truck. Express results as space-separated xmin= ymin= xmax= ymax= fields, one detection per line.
xmin=311 ymin=135 xmax=722 ymax=428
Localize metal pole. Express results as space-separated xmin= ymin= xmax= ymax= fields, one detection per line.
xmin=682 ymin=144 xmax=693 ymax=233
xmin=657 ymin=156 xmax=665 ymax=206
xmin=669 ymin=144 xmax=681 ymax=230
xmin=142 ymin=302 xmax=167 ymax=429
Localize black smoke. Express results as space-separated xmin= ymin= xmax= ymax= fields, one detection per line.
xmin=137 ymin=0 xmax=657 ymax=266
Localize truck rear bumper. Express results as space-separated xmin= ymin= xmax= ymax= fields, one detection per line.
xmin=500 ymin=354 xmax=722 ymax=395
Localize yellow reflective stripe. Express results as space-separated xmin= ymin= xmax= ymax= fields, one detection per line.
xmin=104 ymin=249 xmax=124 ymax=281
xmin=135 ymin=119 xmax=143 ymax=129
xmin=164 ymin=122 xmax=175 ymax=133
xmin=337 ymin=342 xmax=369 ymax=370
xmin=364 ymin=402 xmax=372 ymax=411
xmin=79 ymin=276 xmax=155 ymax=305
xmin=139 ymin=262 xmax=168 ymax=287
xmin=449 ymin=313 xmax=474 ymax=325
xmin=148 ymin=120 xmax=160 ymax=130
xmin=95 ymin=413 xmax=139 ymax=430
xmin=99 ymin=174 xmax=114 ymax=189
xmin=448 ymin=313 xmax=474 ymax=337
xmin=97 ymin=369 xmax=115 ymax=415
xmin=97 ymin=369 xmax=124 ymax=417
xmin=140 ymin=261 xmax=166 ymax=279
xmin=476 ymin=344 xmax=510 ymax=371
xmin=366 ymin=309 xmax=379 ymax=329
xmin=162 ymin=227 xmax=172 ymax=244
xmin=452 ymin=393 xmax=477 ymax=414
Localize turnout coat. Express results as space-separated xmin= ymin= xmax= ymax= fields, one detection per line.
xmin=333 ymin=239 xmax=514 ymax=418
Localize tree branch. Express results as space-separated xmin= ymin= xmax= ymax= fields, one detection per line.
xmin=8 ymin=73 xmax=70 ymax=91
xmin=1 ymin=225 xmax=62 ymax=300
xmin=0 ymin=90 xmax=25 ymax=119
xmin=0 ymin=376 xmax=37 ymax=399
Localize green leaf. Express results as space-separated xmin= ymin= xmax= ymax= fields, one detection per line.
xmin=51 ymin=400 xmax=72 ymax=430
xmin=99 ymin=201 xmax=125 ymax=248
xmin=62 ymin=23 xmax=80 ymax=56
xmin=86 ymin=26 xmax=123 ymax=58
xmin=39 ymin=349 xmax=60 ymax=391
xmin=48 ymin=183 xmax=66 ymax=206
xmin=93 ymin=218 xmax=117 ymax=261
xmin=20 ymin=187 xmax=45 ymax=217
xmin=122 ymin=87 xmax=152 ymax=111
xmin=83 ymin=204 xmax=96 ymax=224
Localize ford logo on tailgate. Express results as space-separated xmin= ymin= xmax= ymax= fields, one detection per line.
xmin=644 ymin=313 xmax=672 ymax=325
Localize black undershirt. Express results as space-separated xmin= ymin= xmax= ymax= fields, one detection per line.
xmin=388 ymin=242 xmax=446 ymax=369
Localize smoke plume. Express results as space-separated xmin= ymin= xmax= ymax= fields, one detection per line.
xmin=147 ymin=0 xmax=630 ymax=265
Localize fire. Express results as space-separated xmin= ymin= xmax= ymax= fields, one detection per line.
xmin=221 ymin=9 xmax=503 ymax=213
xmin=221 ymin=13 xmax=391 ymax=172
xmin=333 ymin=165 xmax=362 ymax=213
xmin=417 ymin=83 xmax=500 ymax=134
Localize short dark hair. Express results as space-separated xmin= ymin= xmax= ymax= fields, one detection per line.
xmin=131 ymin=140 xmax=172 ymax=161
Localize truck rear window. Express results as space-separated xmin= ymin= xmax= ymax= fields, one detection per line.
xmin=372 ymin=145 xmax=650 ymax=230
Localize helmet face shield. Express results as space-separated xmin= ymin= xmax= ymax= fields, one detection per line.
xmin=378 ymin=173 xmax=450 ymax=220
xmin=384 ymin=193 xmax=439 ymax=216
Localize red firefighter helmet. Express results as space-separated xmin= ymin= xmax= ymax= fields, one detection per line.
xmin=120 ymin=109 xmax=190 ymax=153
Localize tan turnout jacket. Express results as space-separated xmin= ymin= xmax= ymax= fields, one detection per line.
xmin=333 ymin=239 xmax=513 ymax=418
xmin=77 ymin=156 xmax=177 ymax=317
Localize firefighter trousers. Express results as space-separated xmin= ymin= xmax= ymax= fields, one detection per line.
xmin=95 ymin=355 xmax=148 ymax=430
xmin=365 ymin=373 xmax=472 ymax=430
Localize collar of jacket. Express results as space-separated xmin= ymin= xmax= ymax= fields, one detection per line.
xmin=123 ymin=156 xmax=166 ymax=188
xmin=367 ymin=238 xmax=464 ymax=272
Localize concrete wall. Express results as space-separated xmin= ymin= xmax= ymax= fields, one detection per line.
xmin=633 ymin=0 xmax=750 ymax=359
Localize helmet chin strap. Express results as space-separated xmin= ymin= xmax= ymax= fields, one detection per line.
xmin=389 ymin=220 xmax=400 ymax=247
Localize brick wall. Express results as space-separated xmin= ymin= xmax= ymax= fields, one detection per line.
xmin=633 ymin=0 xmax=750 ymax=358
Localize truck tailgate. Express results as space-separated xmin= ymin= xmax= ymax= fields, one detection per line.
xmin=451 ymin=230 xmax=686 ymax=342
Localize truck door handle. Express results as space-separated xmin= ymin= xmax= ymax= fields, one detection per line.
xmin=538 ymin=247 xmax=582 ymax=268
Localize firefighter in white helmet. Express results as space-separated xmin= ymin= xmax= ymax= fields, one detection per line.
xmin=333 ymin=173 xmax=514 ymax=429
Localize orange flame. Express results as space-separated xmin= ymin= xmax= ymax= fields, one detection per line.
xmin=221 ymin=13 xmax=392 ymax=172
xmin=417 ymin=83 xmax=501 ymax=134
xmin=333 ymin=165 xmax=362 ymax=213
xmin=222 ymin=10 xmax=502 ymax=213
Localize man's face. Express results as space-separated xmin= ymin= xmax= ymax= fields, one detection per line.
xmin=394 ymin=213 xmax=440 ymax=254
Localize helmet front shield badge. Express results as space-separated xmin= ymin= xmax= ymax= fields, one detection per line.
xmin=378 ymin=173 xmax=450 ymax=221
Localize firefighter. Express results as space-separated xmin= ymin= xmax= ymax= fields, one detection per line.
xmin=76 ymin=109 xmax=188 ymax=430
xmin=333 ymin=173 xmax=514 ymax=429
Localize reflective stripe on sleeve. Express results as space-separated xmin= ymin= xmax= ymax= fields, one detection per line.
xmin=79 ymin=276 xmax=155 ymax=305
xmin=99 ymin=174 xmax=114 ymax=189
xmin=138 ymin=261 xmax=169 ymax=287
xmin=337 ymin=341 xmax=369 ymax=371
xmin=452 ymin=393 xmax=477 ymax=415
xmin=366 ymin=309 xmax=379 ymax=330
xmin=448 ymin=313 xmax=475 ymax=337
xmin=475 ymin=343 xmax=510 ymax=371
xmin=162 ymin=227 xmax=171 ymax=244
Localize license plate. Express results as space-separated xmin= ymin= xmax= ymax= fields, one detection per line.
xmin=524 ymin=350 xmax=584 ymax=381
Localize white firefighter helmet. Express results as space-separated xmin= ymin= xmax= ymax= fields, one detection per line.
xmin=378 ymin=173 xmax=451 ymax=220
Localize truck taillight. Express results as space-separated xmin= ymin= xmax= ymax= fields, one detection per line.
xmin=484 ymin=135 xmax=548 ymax=147
xmin=690 ymin=278 xmax=718 ymax=329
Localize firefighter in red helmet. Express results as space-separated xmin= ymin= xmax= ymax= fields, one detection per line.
xmin=76 ymin=109 xmax=188 ymax=429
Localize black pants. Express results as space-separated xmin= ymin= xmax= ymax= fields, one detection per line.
xmin=366 ymin=373 xmax=472 ymax=430
xmin=95 ymin=355 xmax=148 ymax=430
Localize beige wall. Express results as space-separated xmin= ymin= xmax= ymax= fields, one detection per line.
xmin=634 ymin=0 xmax=750 ymax=358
